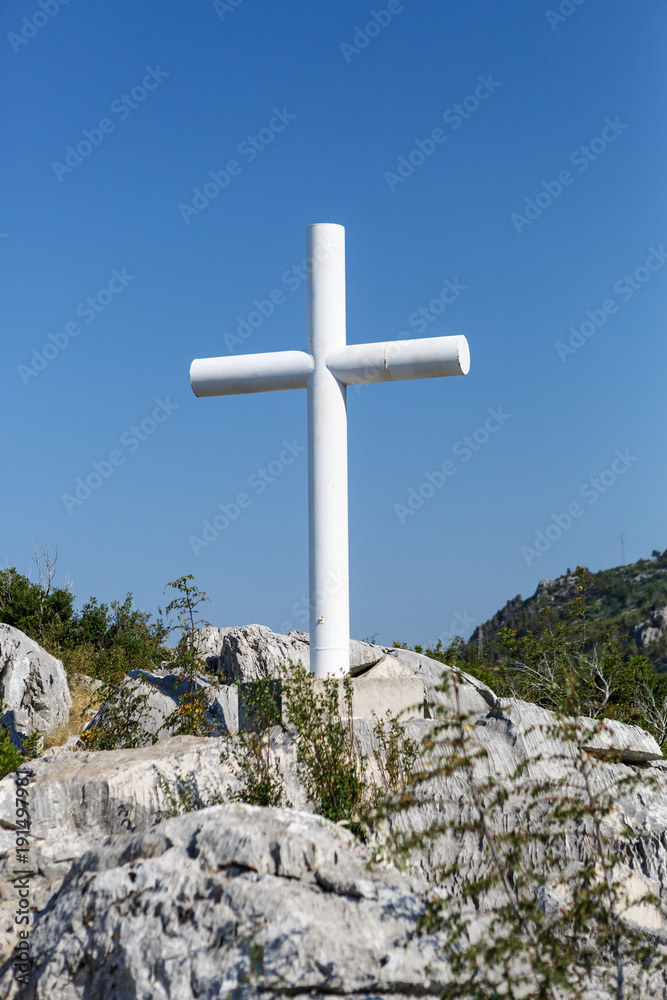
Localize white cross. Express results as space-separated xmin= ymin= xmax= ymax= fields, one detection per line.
xmin=190 ymin=223 xmax=470 ymax=678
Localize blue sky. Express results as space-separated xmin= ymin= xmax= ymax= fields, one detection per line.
xmin=2 ymin=0 xmax=666 ymax=648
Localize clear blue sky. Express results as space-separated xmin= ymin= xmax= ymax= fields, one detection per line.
xmin=2 ymin=0 xmax=666 ymax=648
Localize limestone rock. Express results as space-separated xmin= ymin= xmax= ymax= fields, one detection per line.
xmin=2 ymin=625 xmax=667 ymax=994
xmin=0 ymin=707 xmax=41 ymax=750
xmin=580 ymin=714 xmax=663 ymax=763
xmin=200 ymin=624 xmax=393 ymax=680
xmin=201 ymin=624 xmax=496 ymax=713
xmin=634 ymin=606 xmax=667 ymax=648
xmin=360 ymin=645 xmax=499 ymax=713
xmin=0 ymin=625 xmax=70 ymax=739
xmin=0 ymin=804 xmax=453 ymax=1000
xmin=477 ymin=699 xmax=664 ymax=767
xmin=210 ymin=624 xmax=311 ymax=680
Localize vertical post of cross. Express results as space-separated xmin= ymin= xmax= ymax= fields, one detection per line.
xmin=306 ymin=223 xmax=349 ymax=679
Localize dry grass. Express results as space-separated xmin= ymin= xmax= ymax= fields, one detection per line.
xmin=43 ymin=677 xmax=103 ymax=749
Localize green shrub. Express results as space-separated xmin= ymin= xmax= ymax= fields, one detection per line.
xmin=413 ymin=567 xmax=667 ymax=749
xmin=0 ymin=727 xmax=24 ymax=780
xmin=223 ymin=679 xmax=285 ymax=807
xmin=158 ymin=688 xmax=217 ymax=739
xmin=0 ymin=566 xmax=73 ymax=651
xmin=79 ymin=676 xmax=153 ymax=751
xmin=280 ymin=663 xmax=365 ymax=830
xmin=62 ymin=594 xmax=168 ymax=684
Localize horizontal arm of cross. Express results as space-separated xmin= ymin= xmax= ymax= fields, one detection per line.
xmin=190 ymin=335 xmax=469 ymax=398
xmin=190 ymin=350 xmax=314 ymax=397
xmin=327 ymin=334 xmax=469 ymax=385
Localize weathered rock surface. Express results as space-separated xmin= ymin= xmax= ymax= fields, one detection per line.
xmin=0 ymin=805 xmax=452 ymax=1000
xmin=635 ymin=606 xmax=667 ymax=648
xmin=200 ymin=623 xmax=387 ymax=680
xmin=0 ymin=625 xmax=70 ymax=741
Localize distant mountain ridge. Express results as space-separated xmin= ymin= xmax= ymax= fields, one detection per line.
xmin=467 ymin=551 xmax=667 ymax=672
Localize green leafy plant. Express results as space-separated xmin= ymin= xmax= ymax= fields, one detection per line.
xmin=20 ymin=730 xmax=43 ymax=759
xmin=370 ymin=710 xmax=418 ymax=798
xmin=79 ymin=675 xmax=153 ymax=751
xmin=223 ymin=679 xmax=285 ymax=807
xmin=163 ymin=575 xmax=209 ymax=684
xmin=0 ymin=719 xmax=24 ymax=781
xmin=280 ymin=663 xmax=366 ymax=830
xmin=158 ymin=687 xmax=217 ymax=739
xmin=159 ymin=576 xmax=217 ymax=737
xmin=387 ymin=670 xmax=665 ymax=999
xmin=418 ymin=567 xmax=667 ymax=749
xmin=382 ymin=578 xmax=667 ymax=998
xmin=0 ymin=559 xmax=73 ymax=652
xmin=0 ymin=703 xmax=42 ymax=778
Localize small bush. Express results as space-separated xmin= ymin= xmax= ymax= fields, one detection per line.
xmin=159 ymin=687 xmax=217 ymax=739
xmin=384 ymin=669 xmax=666 ymax=999
xmin=281 ymin=663 xmax=365 ymax=829
xmin=79 ymin=676 xmax=153 ymax=751
xmin=0 ymin=728 xmax=24 ymax=780
xmin=223 ymin=679 xmax=285 ymax=807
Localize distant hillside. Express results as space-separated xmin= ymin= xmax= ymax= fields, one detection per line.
xmin=467 ymin=551 xmax=667 ymax=672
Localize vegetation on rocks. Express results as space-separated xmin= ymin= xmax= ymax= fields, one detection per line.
xmin=223 ymin=677 xmax=285 ymax=807
xmin=3 ymin=553 xmax=667 ymax=995
xmin=412 ymin=567 xmax=667 ymax=750
xmin=383 ymin=671 xmax=666 ymax=1000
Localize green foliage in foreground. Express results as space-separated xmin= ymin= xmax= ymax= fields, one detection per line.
xmin=281 ymin=665 xmax=365 ymax=828
xmin=214 ymin=666 xmax=419 ymax=835
xmin=0 ymin=708 xmax=44 ymax=780
xmin=79 ymin=677 xmax=154 ymax=751
xmin=223 ymin=678 xmax=285 ymax=808
xmin=5 ymin=553 xmax=664 ymax=996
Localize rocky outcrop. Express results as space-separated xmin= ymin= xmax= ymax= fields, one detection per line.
xmin=0 ymin=625 xmax=70 ymax=742
xmin=635 ymin=606 xmax=667 ymax=648
xmin=0 ymin=805 xmax=452 ymax=1000
xmin=2 ymin=706 xmax=667 ymax=996
xmin=200 ymin=623 xmax=386 ymax=681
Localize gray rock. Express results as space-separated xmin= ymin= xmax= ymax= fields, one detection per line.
xmin=0 ymin=804 xmax=452 ymax=1000
xmin=0 ymin=625 xmax=70 ymax=740
xmin=635 ymin=606 xmax=667 ymax=648
xmin=210 ymin=623 xmax=311 ymax=680
xmin=360 ymin=645 xmax=499 ymax=714
xmin=200 ymin=624 xmax=392 ymax=679
xmin=194 ymin=624 xmax=234 ymax=671
xmin=0 ymin=707 xmax=35 ymax=749
xmin=200 ymin=624 xmax=497 ymax=718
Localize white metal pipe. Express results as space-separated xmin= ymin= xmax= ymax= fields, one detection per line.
xmin=327 ymin=334 xmax=470 ymax=385
xmin=190 ymin=351 xmax=314 ymax=397
xmin=306 ymin=223 xmax=349 ymax=679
